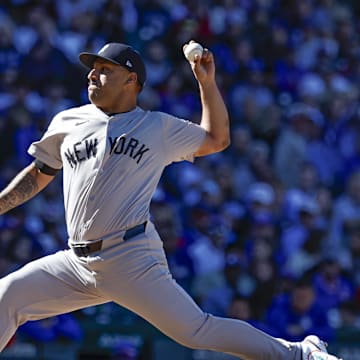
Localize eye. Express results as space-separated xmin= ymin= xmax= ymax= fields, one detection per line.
xmin=101 ymin=65 xmax=113 ymax=74
xmin=92 ymin=65 xmax=108 ymax=74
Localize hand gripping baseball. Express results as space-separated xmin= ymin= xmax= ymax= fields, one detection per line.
xmin=183 ymin=40 xmax=215 ymax=85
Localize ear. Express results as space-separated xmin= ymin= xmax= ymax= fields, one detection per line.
xmin=125 ymin=73 xmax=138 ymax=84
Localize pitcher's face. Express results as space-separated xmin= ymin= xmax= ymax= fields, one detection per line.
xmin=87 ymin=59 xmax=134 ymax=112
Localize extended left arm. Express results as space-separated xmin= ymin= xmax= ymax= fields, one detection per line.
xmin=183 ymin=42 xmax=230 ymax=157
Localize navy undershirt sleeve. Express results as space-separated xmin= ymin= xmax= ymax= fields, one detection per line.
xmin=34 ymin=159 xmax=59 ymax=176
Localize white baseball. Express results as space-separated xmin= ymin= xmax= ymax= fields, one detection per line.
xmin=183 ymin=42 xmax=203 ymax=62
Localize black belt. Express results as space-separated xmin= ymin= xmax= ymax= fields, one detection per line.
xmin=72 ymin=222 xmax=147 ymax=257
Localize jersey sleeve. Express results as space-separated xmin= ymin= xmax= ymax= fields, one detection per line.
xmin=161 ymin=113 xmax=206 ymax=164
xmin=27 ymin=113 xmax=64 ymax=169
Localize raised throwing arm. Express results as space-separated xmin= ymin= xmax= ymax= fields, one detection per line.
xmin=0 ymin=162 xmax=56 ymax=215
xmin=183 ymin=41 xmax=230 ymax=157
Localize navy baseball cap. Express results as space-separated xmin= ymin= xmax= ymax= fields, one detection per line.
xmin=79 ymin=43 xmax=146 ymax=86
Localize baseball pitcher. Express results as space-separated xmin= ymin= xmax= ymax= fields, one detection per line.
xmin=0 ymin=41 xmax=341 ymax=360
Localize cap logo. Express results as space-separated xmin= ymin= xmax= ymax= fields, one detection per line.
xmin=126 ymin=60 xmax=133 ymax=67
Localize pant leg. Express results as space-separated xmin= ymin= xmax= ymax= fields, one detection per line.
xmin=86 ymin=227 xmax=302 ymax=360
xmin=0 ymin=250 xmax=107 ymax=351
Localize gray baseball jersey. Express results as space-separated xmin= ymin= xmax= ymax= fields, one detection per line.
xmin=28 ymin=105 xmax=205 ymax=243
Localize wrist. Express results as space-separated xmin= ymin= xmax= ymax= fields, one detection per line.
xmin=199 ymin=79 xmax=217 ymax=93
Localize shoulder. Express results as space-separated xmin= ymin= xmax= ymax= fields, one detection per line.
xmin=49 ymin=104 xmax=97 ymax=127
xmin=54 ymin=104 xmax=96 ymax=119
xmin=137 ymin=110 xmax=180 ymax=129
xmin=151 ymin=111 xmax=197 ymax=128
xmin=144 ymin=110 xmax=182 ymax=122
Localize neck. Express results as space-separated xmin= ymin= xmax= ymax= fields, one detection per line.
xmin=99 ymin=105 xmax=137 ymax=115
xmin=91 ymin=94 xmax=138 ymax=114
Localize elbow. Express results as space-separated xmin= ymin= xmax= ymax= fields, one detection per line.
xmin=214 ymin=135 xmax=231 ymax=153
xmin=223 ymin=136 xmax=231 ymax=150
xmin=219 ymin=123 xmax=231 ymax=151
xmin=196 ymin=135 xmax=230 ymax=157
xmin=214 ymin=119 xmax=231 ymax=152
xmin=220 ymin=116 xmax=231 ymax=151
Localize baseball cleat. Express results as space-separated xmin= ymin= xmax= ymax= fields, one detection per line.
xmin=301 ymin=335 xmax=343 ymax=360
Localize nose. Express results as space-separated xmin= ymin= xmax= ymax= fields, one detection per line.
xmin=88 ymin=68 xmax=98 ymax=81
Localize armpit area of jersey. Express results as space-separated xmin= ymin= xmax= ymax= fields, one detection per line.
xmin=34 ymin=159 xmax=59 ymax=176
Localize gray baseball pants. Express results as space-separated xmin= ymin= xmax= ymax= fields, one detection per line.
xmin=0 ymin=222 xmax=302 ymax=359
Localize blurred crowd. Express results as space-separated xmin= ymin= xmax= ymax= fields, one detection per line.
xmin=1 ymin=0 xmax=360 ymax=358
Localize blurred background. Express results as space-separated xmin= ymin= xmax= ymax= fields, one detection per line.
xmin=0 ymin=0 xmax=360 ymax=359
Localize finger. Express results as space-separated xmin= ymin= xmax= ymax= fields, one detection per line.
xmin=194 ymin=49 xmax=208 ymax=63
xmin=193 ymin=53 xmax=202 ymax=62
xmin=193 ymin=49 xmax=209 ymax=64
xmin=202 ymin=48 xmax=212 ymax=60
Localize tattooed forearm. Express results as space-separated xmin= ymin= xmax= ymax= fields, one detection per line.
xmin=0 ymin=166 xmax=39 ymax=215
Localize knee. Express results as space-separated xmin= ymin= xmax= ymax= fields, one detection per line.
xmin=173 ymin=313 xmax=212 ymax=350
xmin=0 ymin=277 xmax=13 ymax=307
xmin=177 ymin=336 xmax=206 ymax=350
xmin=0 ymin=276 xmax=26 ymax=324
